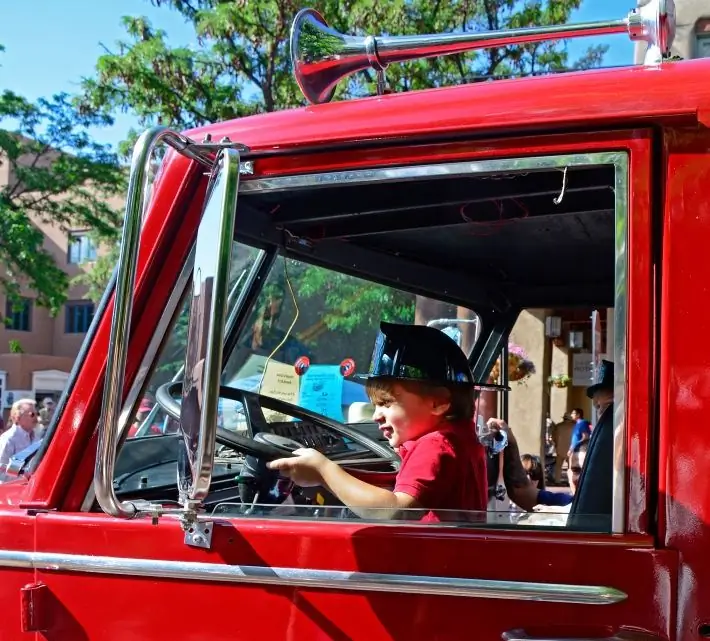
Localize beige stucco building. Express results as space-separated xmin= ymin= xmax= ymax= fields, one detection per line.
xmin=635 ymin=0 xmax=710 ymax=62
xmin=0 ymin=147 xmax=121 ymax=419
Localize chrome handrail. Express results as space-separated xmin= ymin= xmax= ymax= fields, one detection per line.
xmin=94 ymin=126 xmax=211 ymax=519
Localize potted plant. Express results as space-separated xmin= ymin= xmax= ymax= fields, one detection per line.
xmin=548 ymin=374 xmax=572 ymax=389
xmin=489 ymin=342 xmax=536 ymax=385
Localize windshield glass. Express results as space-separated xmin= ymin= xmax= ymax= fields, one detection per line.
xmin=220 ymin=250 xmax=481 ymax=427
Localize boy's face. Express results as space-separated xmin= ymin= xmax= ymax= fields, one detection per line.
xmin=371 ymin=382 xmax=450 ymax=449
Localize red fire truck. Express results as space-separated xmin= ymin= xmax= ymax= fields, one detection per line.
xmin=2 ymin=0 xmax=706 ymax=638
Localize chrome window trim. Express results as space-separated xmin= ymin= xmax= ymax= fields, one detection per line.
xmin=0 ymin=549 xmax=626 ymax=605
xmin=612 ymin=156 xmax=629 ymax=533
xmin=239 ymin=153 xmax=626 ymax=194
xmin=240 ymin=151 xmax=630 ymax=535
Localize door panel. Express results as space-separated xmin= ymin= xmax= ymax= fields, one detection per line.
xmin=33 ymin=513 xmax=675 ymax=640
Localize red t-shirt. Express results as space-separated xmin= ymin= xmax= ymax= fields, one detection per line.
xmin=394 ymin=420 xmax=488 ymax=523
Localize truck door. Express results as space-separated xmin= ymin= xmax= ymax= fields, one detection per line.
xmin=26 ymin=129 xmax=677 ymax=640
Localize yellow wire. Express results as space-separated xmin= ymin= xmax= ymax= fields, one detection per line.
xmin=257 ymin=256 xmax=300 ymax=394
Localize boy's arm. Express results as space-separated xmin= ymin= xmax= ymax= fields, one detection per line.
xmin=318 ymin=460 xmax=422 ymax=520
xmin=268 ymin=449 xmax=422 ymax=520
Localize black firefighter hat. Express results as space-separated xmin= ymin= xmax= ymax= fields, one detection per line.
xmin=587 ymin=359 xmax=614 ymax=399
xmin=362 ymin=321 xmax=474 ymax=387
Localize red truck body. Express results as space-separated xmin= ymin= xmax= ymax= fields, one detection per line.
xmin=2 ymin=3 xmax=709 ymax=639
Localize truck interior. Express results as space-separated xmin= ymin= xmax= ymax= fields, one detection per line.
xmin=108 ymin=150 xmax=624 ymax=533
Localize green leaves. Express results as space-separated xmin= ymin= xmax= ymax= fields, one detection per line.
xmin=67 ymin=0 xmax=604 ymax=328
xmin=292 ymin=262 xmax=415 ymax=336
xmin=0 ymin=88 xmax=125 ymax=314
xmin=80 ymin=0 xmax=605 ymax=134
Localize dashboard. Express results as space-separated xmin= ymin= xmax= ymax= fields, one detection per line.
xmin=268 ymin=419 xmax=362 ymax=457
xmin=113 ymin=420 xmax=390 ymax=499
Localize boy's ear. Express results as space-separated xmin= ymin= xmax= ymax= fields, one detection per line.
xmin=429 ymin=389 xmax=452 ymax=417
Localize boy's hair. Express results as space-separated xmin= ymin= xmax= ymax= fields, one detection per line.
xmin=572 ymin=407 xmax=584 ymax=418
xmin=365 ymin=378 xmax=475 ymax=422
xmin=520 ymin=453 xmax=545 ymax=489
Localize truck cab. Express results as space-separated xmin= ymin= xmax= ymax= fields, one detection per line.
xmin=2 ymin=1 xmax=710 ymax=639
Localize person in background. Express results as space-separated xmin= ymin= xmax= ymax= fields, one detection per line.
xmin=550 ymin=415 xmax=574 ymax=484
xmin=568 ymin=407 xmax=591 ymax=457
xmin=38 ymin=397 xmax=55 ymax=428
xmin=128 ymin=397 xmax=161 ymax=437
xmin=521 ymin=454 xmax=545 ymax=489
xmin=0 ymin=399 xmax=39 ymax=468
xmin=567 ymin=440 xmax=588 ymax=496
xmin=521 ymin=452 xmax=573 ymax=508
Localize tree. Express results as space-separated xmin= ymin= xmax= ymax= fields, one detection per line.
xmin=0 ymin=52 xmax=125 ymax=314
xmin=78 ymin=0 xmax=605 ymax=327
xmin=81 ymin=0 xmax=604 ymax=134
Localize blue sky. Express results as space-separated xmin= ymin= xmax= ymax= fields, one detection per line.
xmin=1 ymin=0 xmax=633 ymax=149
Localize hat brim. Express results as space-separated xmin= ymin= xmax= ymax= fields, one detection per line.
xmin=354 ymin=374 xmax=510 ymax=392
xmin=586 ymin=383 xmax=609 ymax=399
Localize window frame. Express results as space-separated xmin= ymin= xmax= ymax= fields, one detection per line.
xmin=67 ymin=231 xmax=98 ymax=265
xmin=65 ymin=301 xmax=95 ymax=334
xmin=237 ymin=151 xmax=631 ymax=532
xmin=4 ymin=297 xmax=32 ymax=332
xmin=80 ymin=149 xmax=638 ymax=536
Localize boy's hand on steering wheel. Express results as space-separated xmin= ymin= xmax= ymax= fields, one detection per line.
xmin=268 ymin=448 xmax=329 ymax=487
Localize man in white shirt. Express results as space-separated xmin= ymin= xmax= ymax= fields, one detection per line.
xmin=0 ymin=399 xmax=38 ymax=469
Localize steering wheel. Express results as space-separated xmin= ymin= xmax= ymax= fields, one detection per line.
xmin=155 ymin=381 xmax=399 ymax=470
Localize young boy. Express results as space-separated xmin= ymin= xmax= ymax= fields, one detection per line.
xmin=268 ymin=322 xmax=488 ymax=523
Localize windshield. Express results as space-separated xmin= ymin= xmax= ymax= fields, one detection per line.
xmin=122 ymin=241 xmax=481 ymax=443
xmin=220 ymin=249 xmax=481 ymax=427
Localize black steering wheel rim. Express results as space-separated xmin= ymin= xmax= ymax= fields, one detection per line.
xmin=155 ymin=381 xmax=399 ymax=469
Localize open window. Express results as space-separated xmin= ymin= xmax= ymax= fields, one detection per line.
xmin=108 ymin=149 xmax=629 ymax=536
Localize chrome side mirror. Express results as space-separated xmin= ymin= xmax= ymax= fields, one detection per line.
xmin=178 ymin=148 xmax=241 ymax=520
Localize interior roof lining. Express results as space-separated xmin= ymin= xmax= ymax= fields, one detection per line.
xmin=235 ymin=152 xmax=624 ymax=311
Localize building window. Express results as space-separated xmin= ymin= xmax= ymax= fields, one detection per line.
xmin=65 ymin=302 xmax=95 ymax=334
xmin=68 ymin=232 xmax=97 ymax=265
xmin=4 ymin=298 xmax=32 ymax=332
xmin=695 ymin=19 xmax=710 ymax=59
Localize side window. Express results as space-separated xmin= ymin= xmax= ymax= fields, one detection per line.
xmin=67 ymin=232 xmax=97 ymax=265
xmin=483 ymin=306 xmax=615 ymax=530
xmin=111 ymin=155 xmax=627 ymax=535
xmin=65 ymin=302 xmax=95 ymax=334
xmin=4 ymin=298 xmax=32 ymax=332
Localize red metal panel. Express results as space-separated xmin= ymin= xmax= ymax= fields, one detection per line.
xmin=659 ymin=126 xmax=710 ymax=640
xmin=183 ymin=61 xmax=709 ymax=157
xmin=32 ymin=512 xmax=675 ymax=641
xmin=626 ymin=131 xmax=655 ymax=535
